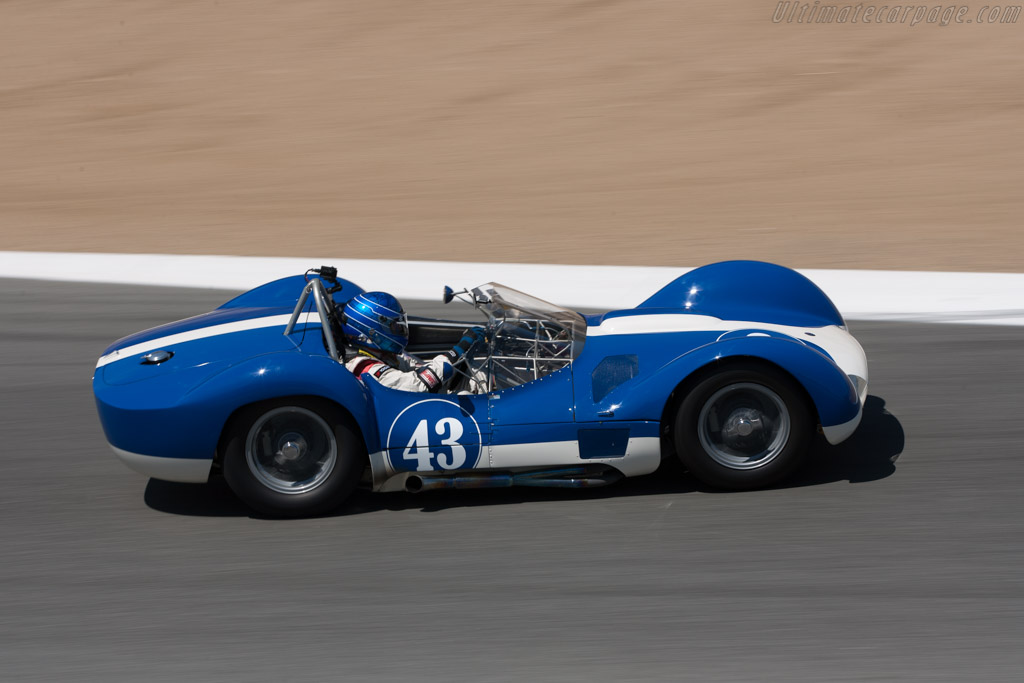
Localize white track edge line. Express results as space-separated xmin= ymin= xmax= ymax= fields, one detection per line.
xmin=2 ymin=251 xmax=1023 ymax=326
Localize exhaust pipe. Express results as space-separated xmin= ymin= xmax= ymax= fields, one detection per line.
xmin=513 ymin=466 xmax=623 ymax=488
xmin=405 ymin=466 xmax=623 ymax=493
xmin=406 ymin=473 xmax=513 ymax=492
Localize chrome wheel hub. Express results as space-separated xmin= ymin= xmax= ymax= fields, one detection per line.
xmin=722 ymin=409 xmax=763 ymax=440
xmin=276 ymin=434 xmax=308 ymax=462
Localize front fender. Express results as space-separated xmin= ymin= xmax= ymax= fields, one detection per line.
xmin=612 ymin=335 xmax=860 ymax=431
xmin=95 ymin=351 xmax=376 ymax=462
xmin=186 ymin=352 xmax=378 ymax=452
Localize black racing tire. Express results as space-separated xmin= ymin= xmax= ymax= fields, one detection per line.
xmin=673 ymin=362 xmax=813 ymax=490
xmin=222 ymin=397 xmax=366 ymax=517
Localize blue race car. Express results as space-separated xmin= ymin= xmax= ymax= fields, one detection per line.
xmin=93 ymin=261 xmax=868 ymax=517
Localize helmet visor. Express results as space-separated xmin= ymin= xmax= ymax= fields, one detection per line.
xmin=380 ymin=314 xmax=408 ymax=340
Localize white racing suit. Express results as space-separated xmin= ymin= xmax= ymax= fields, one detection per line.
xmin=345 ymin=351 xmax=455 ymax=393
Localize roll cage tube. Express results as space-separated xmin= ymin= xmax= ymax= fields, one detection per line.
xmin=284 ymin=278 xmax=340 ymax=361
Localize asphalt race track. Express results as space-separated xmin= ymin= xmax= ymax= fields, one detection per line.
xmin=2 ymin=278 xmax=1023 ymax=682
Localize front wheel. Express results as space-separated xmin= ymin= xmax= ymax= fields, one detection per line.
xmin=673 ymin=363 xmax=813 ymax=490
xmin=222 ymin=398 xmax=365 ymax=517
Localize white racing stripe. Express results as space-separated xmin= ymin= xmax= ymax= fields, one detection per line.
xmin=587 ymin=313 xmax=868 ymax=389
xmin=95 ymin=312 xmax=320 ymax=368
xmin=3 ymin=251 xmax=1024 ymax=326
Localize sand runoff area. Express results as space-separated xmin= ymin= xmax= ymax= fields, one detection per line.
xmin=1 ymin=1 xmax=1021 ymax=271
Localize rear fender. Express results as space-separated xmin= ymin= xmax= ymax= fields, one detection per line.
xmin=615 ymin=335 xmax=859 ymax=429
xmin=640 ymin=261 xmax=845 ymax=328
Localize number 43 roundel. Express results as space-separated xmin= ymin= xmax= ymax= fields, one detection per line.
xmin=385 ymin=399 xmax=483 ymax=473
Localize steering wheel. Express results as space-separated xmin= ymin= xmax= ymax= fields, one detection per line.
xmin=445 ymin=320 xmax=493 ymax=393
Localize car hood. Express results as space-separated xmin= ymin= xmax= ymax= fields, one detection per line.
xmin=97 ymin=306 xmax=320 ymax=386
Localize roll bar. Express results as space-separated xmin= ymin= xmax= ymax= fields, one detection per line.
xmin=283 ymin=278 xmax=340 ymax=361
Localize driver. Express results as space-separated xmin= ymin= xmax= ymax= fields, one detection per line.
xmin=340 ymin=291 xmax=484 ymax=393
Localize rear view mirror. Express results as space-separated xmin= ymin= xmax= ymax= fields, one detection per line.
xmin=443 ymin=286 xmax=455 ymax=304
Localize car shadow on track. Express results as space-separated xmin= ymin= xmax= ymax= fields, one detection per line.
xmin=143 ymin=394 xmax=904 ymax=518
xmin=784 ymin=394 xmax=904 ymax=489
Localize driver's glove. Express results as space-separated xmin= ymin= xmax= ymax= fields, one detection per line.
xmin=446 ymin=327 xmax=485 ymax=363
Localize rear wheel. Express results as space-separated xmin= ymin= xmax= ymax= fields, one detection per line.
xmin=222 ymin=398 xmax=365 ymax=517
xmin=673 ymin=363 xmax=813 ymax=490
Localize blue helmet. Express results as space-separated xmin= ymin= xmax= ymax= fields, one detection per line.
xmin=341 ymin=291 xmax=410 ymax=355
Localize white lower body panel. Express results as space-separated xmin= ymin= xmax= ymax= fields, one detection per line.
xmin=488 ymin=437 xmax=661 ymax=477
xmin=822 ymin=408 xmax=864 ymax=445
xmin=371 ymin=437 xmax=662 ymax=492
xmin=822 ymin=375 xmax=869 ymax=445
xmin=111 ymin=445 xmax=213 ymax=483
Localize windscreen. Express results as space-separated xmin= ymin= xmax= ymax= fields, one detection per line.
xmin=472 ymin=283 xmax=586 ymax=389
